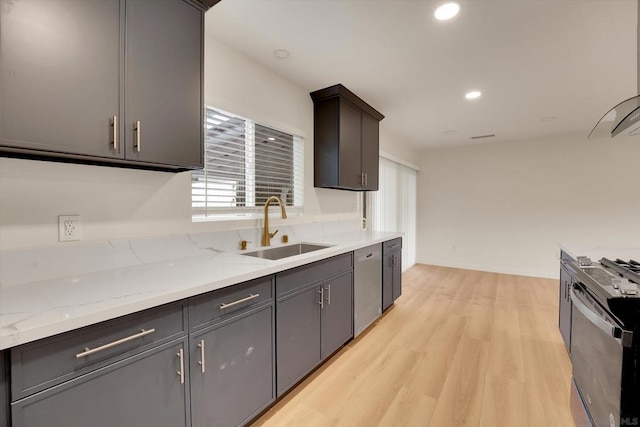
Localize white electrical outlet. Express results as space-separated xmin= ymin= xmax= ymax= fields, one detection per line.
xmin=59 ymin=215 xmax=81 ymax=242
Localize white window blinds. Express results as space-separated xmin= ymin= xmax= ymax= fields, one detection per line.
xmin=192 ymin=107 xmax=304 ymax=219
xmin=368 ymin=157 xmax=417 ymax=270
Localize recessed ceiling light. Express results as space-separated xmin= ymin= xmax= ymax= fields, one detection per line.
xmin=541 ymin=116 xmax=557 ymax=122
xmin=268 ymin=137 xmax=276 ymax=141
xmin=444 ymin=130 xmax=457 ymax=134
xmin=273 ymin=49 xmax=290 ymax=59
xmin=465 ymin=91 xmax=482 ymax=100
xmin=435 ymin=2 xmax=460 ymax=21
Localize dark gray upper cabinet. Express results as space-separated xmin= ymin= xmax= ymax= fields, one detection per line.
xmin=11 ymin=339 xmax=190 ymax=427
xmin=383 ymin=238 xmax=402 ymax=311
xmin=0 ymin=0 xmax=122 ymax=159
xmin=125 ymin=0 xmax=203 ymax=168
xmin=0 ymin=0 xmax=204 ymax=171
xmin=310 ymin=84 xmax=384 ymax=191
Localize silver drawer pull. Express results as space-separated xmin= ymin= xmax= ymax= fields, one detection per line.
xmin=75 ymin=328 xmax=156 ymax=359
xmin=198 ymin=339 xmax=206 ymax=373
xmin=135 ymin=120 xmax=141 ymax=153
xmin=177 ymin=348 xmax=185 ymax=384
xmin=220 ymin=293 xmax=260 ymax=310
xmin=390 ymin=244 xmax=400 ymax=249
xmin=112 ymin=115 xmax=118 ymax=150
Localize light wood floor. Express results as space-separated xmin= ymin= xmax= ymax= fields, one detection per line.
xmin=252 ymin=264 xmax=574 ymax=427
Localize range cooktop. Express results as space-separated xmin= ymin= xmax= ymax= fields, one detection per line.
xmin=575 ymin=257 xmax=640 ymax=297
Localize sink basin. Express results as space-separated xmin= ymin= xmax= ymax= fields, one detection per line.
xmin=242 ymin=243 xmax=332 ymax=260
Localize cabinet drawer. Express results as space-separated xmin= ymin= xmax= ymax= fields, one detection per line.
xmin=189 ymin=276 xmax=273 ymax=330
xmin=383 ymin=238 xmax=402 ymax=255
xmin=276 ymin=253 xmax=353 ymax=298
xmin=11 ymin=301 xmax=186 ymax=401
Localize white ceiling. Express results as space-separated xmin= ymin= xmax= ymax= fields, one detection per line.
xmin=205 ymin=0 xmax=638 ymax=149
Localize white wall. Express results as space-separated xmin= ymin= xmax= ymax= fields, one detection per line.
xmin=416 ymin=133 xmax=640 ymax=279
xmin=0 ymin=35 xmax=378 ymax=250
xmin=379 ymin=127 xmax=418 ymax=167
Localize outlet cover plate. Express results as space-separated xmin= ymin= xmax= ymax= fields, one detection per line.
xmin=59 ymin=215 xmax=81 ymax=242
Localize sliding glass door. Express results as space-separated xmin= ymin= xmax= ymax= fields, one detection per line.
xmin=367 ymin=156 xmax=417 ymax=270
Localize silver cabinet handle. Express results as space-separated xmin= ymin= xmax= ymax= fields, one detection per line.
xmin=364 ymin=173 xmax=368 ymax=187
xmin=318 ymin=287 xmax=324 ymax=309
xmin=391 ymin=255 xmax=396 ymax=268
xmin=134 ymin=120 xmax=141 ymax=153
xmin=390 ymin=244 xmax=400 ymax=249
xmin=220 ymin=293 xmax=260 ymax=310
xmin=177 ymin=348 xmax=185 ymax=384
xmin=325 ymin=285 xmax=331 ymax=305
xmin=75 ymin=328 xmax=155 ymax=358
xmin=112 ymin=115 xmax=118 ymax=150
xmin=360 ymin=173 xmax=365 ymax=187
xmin=198 ymin=339 xmax=205 ymax=373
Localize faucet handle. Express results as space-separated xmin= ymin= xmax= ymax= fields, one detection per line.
xmin=269 ymin=229 xmax=279 ymax=239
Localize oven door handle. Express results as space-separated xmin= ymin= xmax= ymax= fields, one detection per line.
xmin=570 ymin=284 xmax=633 ymax=347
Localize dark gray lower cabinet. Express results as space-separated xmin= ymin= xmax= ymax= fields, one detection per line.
xmin=382 ymin=239 xmax=402 ymax=311
xmin=276 ymin=286 xmax=322 ymax=396
xmin=11 ymin=339 xmax=189 ymax=427
xmin=190 ymin=304 xmax=275 ymax=427
xmin=320 ymin=272 xmax=353 ymax=359
xmin=1 ymin=351 xmax=7 ymax=427
xmin=6 ymin=254 xmax=361 ymax=426
xmin=276 ymin=270 xmax=354 ymax=396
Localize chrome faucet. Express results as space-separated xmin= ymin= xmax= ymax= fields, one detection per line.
xmin=261 ymin=196 xmax=288 ymax=246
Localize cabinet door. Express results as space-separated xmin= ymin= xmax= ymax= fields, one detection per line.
xmin=191 ymin=305 xmax=274 ymax=427
xmin=1 ymin=351 xmax=7 ymax=427
xmin=361 ymin=112 xmax=380 ymax=191
xmin=382 ymin=253 xmax=394 ymax=311
xmin=559 ymin=266 xmax=572 ymax=351
xmin=1 ymin=0 xmax=121 ymax=158
xmin=392 ymin=252 xmax=402 ymax=301
xmin=276 ymin=286 xmax=321 ymax=396
xmin=125 ymin=0 xmax=203 ymax=167
xmin=321 ymin=271 xmax=353 ymax=359
xmin=338 ymin=100 xmax=363 ymax=189
xmin=12 ymin=340 xmax=189 ymax=427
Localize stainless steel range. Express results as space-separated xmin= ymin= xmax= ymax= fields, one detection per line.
xmin=564 ymin=257 xmax=640 ymax=427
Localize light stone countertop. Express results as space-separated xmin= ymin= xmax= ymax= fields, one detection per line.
xmin=0 ymin=230 xmax=401 ymax=350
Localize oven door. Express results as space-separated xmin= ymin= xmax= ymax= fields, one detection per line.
xmin=570 ymin=282 xmax=632 ymax=427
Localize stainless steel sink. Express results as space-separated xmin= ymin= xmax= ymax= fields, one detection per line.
xmin=242 ymin=243 xmax=332 ymax=260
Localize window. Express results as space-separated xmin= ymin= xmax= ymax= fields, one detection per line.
xmin=367 ymin=156 xmax=418 ymax=270
xmin=192 ymin=107 xmax=304 ymax=220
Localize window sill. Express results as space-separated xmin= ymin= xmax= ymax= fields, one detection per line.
xmin=192 ymin=209 xmax=303 ymax=223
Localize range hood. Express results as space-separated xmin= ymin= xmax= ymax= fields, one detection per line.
xmin=589 ymin=3 xmax=640 ymax=139
xmin=589 ymin=96 xmax=640 ymax=139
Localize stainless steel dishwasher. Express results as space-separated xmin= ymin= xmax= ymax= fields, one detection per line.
xmin=354 ymin=244 xmax=382 ymax=337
